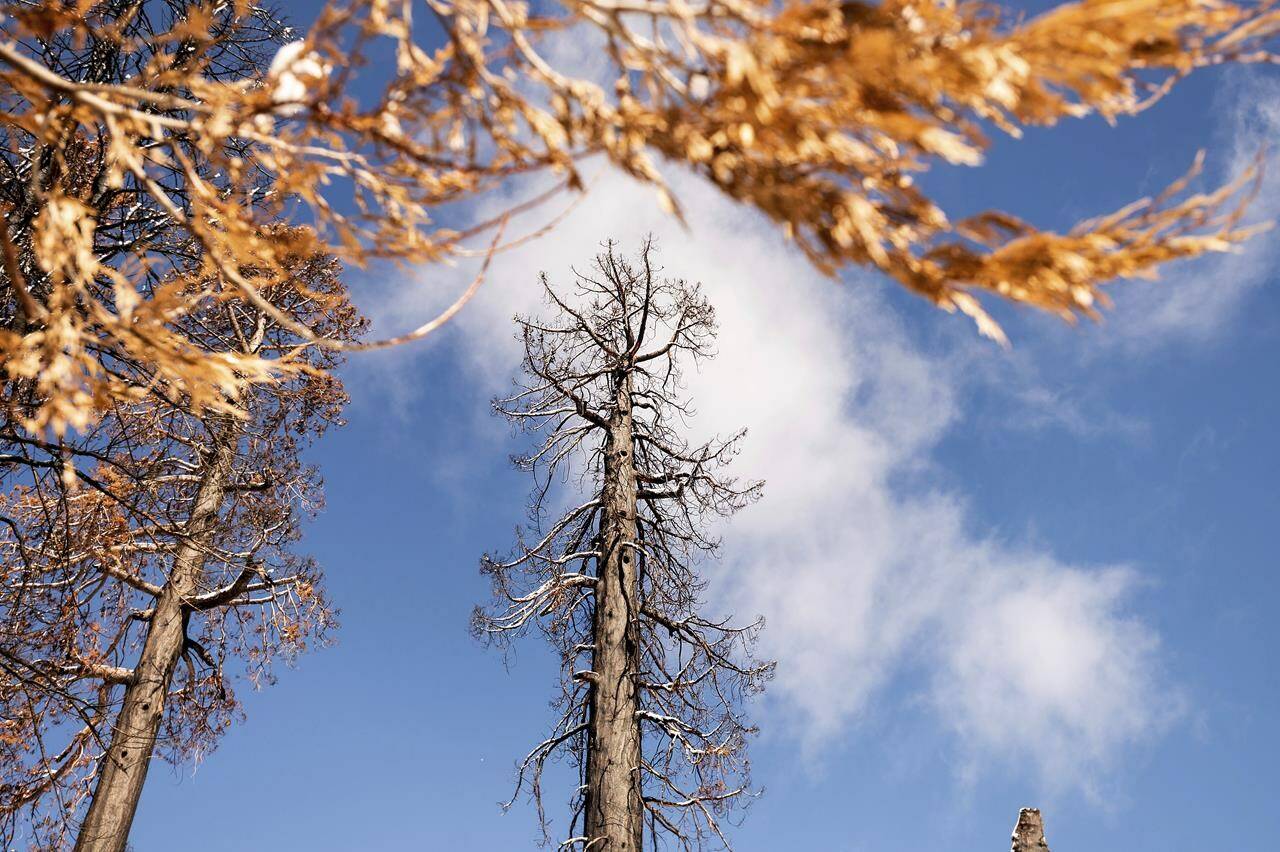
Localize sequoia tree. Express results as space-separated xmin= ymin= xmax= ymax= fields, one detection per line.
xmin=477 ymin=239 xmax=772 ymax=850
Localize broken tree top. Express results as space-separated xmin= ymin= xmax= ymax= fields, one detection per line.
xmin=1012 ymin=808 xmax=1051 ymax=852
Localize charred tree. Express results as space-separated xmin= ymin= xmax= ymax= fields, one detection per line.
xmin=476 ymin=238 xmax=773 ymax=851
xmin=72 ymin=414 xmax=242 ymax=851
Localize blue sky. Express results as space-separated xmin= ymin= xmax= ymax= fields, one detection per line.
xmin=125 ymin=12 xmax=1280 ymax=852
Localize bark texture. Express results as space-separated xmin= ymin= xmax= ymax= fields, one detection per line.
xmin=1011 ymin=808 xmax=1051 ymax=852
xmin=73 ymin=422 xmax=238 ymax=852
xmin=583 ymin=373 xmax=645 ymax=850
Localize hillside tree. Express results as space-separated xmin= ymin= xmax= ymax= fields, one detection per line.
xmin=477 ymin=238 xmax=772 ymax=850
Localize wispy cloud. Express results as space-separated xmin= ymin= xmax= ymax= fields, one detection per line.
xmin=998 ymin=384 xmax=1150 ymax=440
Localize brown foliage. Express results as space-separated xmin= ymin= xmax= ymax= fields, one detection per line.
xmin=0 ymin=1 xmax=1278 ymax=433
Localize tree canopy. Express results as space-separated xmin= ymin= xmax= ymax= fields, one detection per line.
xmin=2 ymin=0 xmax=1277 ymax=434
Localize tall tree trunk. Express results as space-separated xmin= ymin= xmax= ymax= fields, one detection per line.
xmin=583 ymin=371 xmax=644 ymax=850
xmin=74 ymin=421 xmax=239 ymax=852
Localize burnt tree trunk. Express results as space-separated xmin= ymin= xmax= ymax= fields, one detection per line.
xmin=74 ymin=420 xmax=239 ymax=852
xmin=583 ymin=371 xmax=645 ymax=850
xmin=1011 ymin=808 xmax=1051 ymax=852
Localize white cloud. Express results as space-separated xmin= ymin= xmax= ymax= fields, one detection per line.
xmin=1001 ymin=384 xmax=1150 ymax=440
xmin=369 ymin=163 xmax=1178 ymax=792
xmin=935 ymin=553 xmax=1177 ymax=790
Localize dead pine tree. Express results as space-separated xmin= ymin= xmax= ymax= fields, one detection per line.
xmin=476 ymin=238 xmax=773 ymax=851
xmin=0 ymin=245 xmax=362 ymax=850
xmin=74 ymin=253 xmax=359 ymax=852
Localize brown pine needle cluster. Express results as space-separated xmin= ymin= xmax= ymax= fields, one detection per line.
xmin=0 ymin=1 xmax=1278 ymax=432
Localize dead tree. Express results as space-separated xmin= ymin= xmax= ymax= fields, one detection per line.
xmin=0 ymin=8 xmax=326 ymax=847
xmin=476 ymin=239 xmax=773 ymax=851
xmin=0 ymin=247 xmax=362 ymax=850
